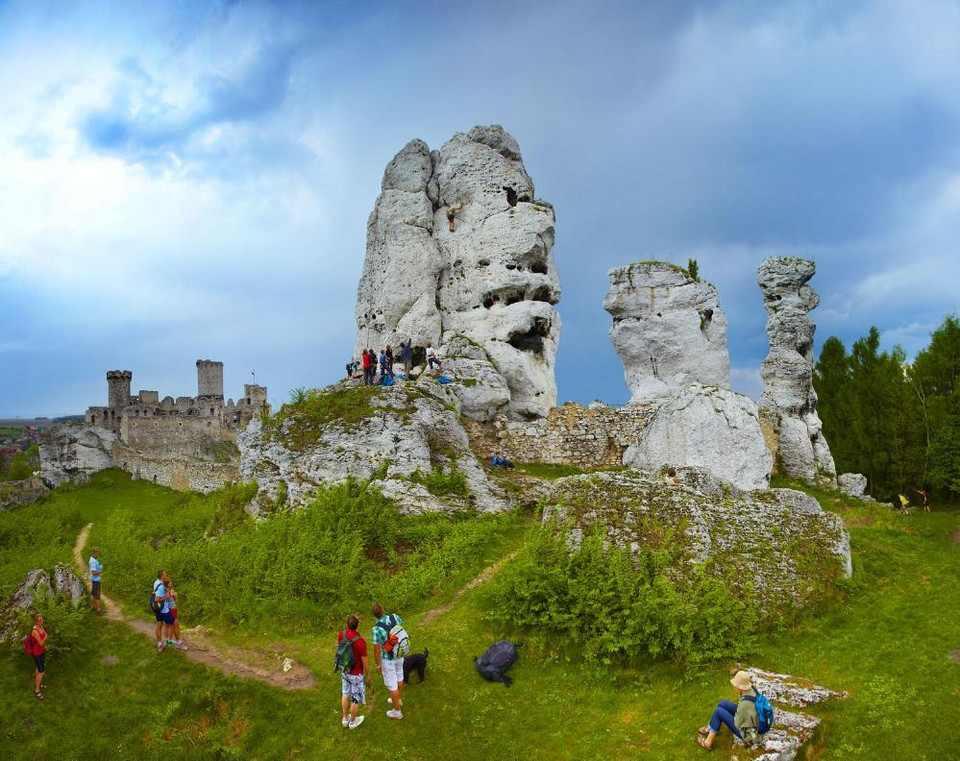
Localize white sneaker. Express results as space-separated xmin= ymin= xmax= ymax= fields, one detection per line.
xmin=175 ymin=641 xmax=188 ymax=651
xmin=341 ymin=718 xmax=350 ymax=728
xmin=156 ymin=641 xmax=165 ymax=652
xmin=348 ymin=716 xmax=365 ymax=729
xmin=386 ymin=709 xmax=403 ymax=720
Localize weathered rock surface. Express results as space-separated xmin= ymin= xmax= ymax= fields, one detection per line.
xmin=0 ymin=566 xmax=85 ymax=644
xmin=0 ymin=474 xmax=49 ymax=510
xmin=757 ymin=257 xmax=837 ymax=487
xmin=837 ymin=472 xmax=867 ymax=498
xmin=354 ymin=125 xmax=561 ymax=419
xmin=39 ymin=424 xmax=117 ymax=488
xmin=730 ymin=668 xmax=848 ymax=761
xmin=238 ymin=383 xmax=511 ymax=515
xmin=542 ymin=468 xmax=851 ymax=601
xmin=604 ymin=262 xmax=730 ymax=402
xmin=623 ymin=384 xmax=772 ymax=491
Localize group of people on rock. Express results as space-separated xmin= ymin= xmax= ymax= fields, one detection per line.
xmin=347 ymin=338 xmax=443 ymax=386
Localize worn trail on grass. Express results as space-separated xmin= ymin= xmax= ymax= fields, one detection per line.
xmin=73 ymin=523 xmax=316 ymax=690
xmin=419 ymin=550 xmax=518 ymax=626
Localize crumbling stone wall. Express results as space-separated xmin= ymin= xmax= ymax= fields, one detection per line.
xmin=465 ymin=403 xmax=652 ymax=467
xmin=114 ymin=444 xmax=238 ymax=493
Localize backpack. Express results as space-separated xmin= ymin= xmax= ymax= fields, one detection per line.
xmin=150 ymin=581 xmax=164 ymax=615
xmin=474 ymin=640 xmax=519 ymax=687
xmin=334 ymin=631 xmax=357 ymax=673
xmin=376 ymin=614 xmax=410 ymax=658
xmin=23 ymin=633 xmax=34 ymax=656
xmin=743 ymin=692 xmax=775 ymax=735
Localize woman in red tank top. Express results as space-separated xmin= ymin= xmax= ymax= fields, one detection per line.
xmin=30 ymin=613 xmax=47 ymax=699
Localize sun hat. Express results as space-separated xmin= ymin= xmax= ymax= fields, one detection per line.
xmin=730 ymin=670 xmax=752 ymax=691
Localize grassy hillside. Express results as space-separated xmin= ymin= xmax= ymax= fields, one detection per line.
xmin=1 ymin=470 xmax=958 ymax=760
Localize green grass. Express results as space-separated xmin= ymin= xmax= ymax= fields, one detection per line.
xmin=2 ymin=472 xmax=960 ymax=760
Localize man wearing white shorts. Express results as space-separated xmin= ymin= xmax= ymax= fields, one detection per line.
xmin=371 ymin=602 xmax=405 ymax=720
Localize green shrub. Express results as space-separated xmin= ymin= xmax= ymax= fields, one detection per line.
xmin=482 ymin=525 xmax=759 ymax=664
xmin=411 ymin=466 xmax=469 ymax=498
xmin=261 ymin=385 xmax=383 ymax=449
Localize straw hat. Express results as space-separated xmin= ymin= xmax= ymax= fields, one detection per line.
xmin=730 ymin=670 xmax=752 ymax=691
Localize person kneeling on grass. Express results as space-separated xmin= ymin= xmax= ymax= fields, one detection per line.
xmin=697 ymin=670 xmax=759 ymax=751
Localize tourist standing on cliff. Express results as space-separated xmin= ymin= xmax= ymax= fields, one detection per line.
xmin=361 ymin=350 xmax=372 ymax=386
xmin=400 ymin=338 xmax=413 ymax=381
xmin=88 ymin=549 xmax=102 ymax=615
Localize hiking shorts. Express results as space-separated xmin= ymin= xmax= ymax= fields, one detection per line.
xmin=380 ymin=658 xmax=404 ymax=691
xmin=91 ymin=581 xmax=101 ymax=599
xmin=170 ymin=608 xmax=179 ymax=620
xmin=155 ymin=610 xmax=174 ymax=624
xmin=341 ymin=672 xmax=366 ymax=705
xmin=33 ymin=653 xmax=45 ymax=673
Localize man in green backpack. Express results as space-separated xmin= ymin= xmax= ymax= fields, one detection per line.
xmin=336 ymin=615 xmax=368 ymax=729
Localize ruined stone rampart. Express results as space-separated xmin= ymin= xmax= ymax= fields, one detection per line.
xmin=114 ymin=444 xmax=238 ymax=493
xmin=464 ymin=403 xmax=652 ymax=467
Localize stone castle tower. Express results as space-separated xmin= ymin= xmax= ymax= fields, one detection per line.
xmin=196 ymin=360 xmax=224 ymax=399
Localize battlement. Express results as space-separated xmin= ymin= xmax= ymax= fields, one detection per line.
xmin=85 ymin=361 xmax=267 ymax=453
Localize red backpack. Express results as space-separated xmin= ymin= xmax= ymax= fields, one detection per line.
xmin=23 ymin=633 xmax=34 ymax=655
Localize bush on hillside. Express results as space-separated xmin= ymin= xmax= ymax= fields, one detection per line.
xmin=482 ymin=525 xmax=759 ymax=664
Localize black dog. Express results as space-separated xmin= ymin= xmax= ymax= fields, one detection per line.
xmin=403 ymin=649 xmax=429 ymax=683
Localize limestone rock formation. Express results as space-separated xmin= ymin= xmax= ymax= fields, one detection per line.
xmin=238 ymin=382 xmax=510 ymax=515
xmin=757 ymin=257 xmax=837 ymax=486
xmin=730 ymin=668 xmax=848 ymax=761
xmin=0 ymin=474 xmax=49 ymax=510
xmin=0 ymin=566 xmax=85 ymax=645
xmin=354 ymin=125 xmax=561 ymax=419
xmin=39 ymin=424 xmax=117 ymax=488
xmin=542 ymin=468 xmax=852 ymax=602
xmin=604 ymin=262 xmax=730 ymax=402
xmin=837 ymin=472 xmax=867 ymax=498
xmin=623 ymin=384 xmax=772 ymax=491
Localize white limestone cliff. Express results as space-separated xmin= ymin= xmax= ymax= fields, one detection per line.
xmin=604 ymin=262 xmax=730 ymax=402
xmin=354 ymin=125 xmax=561 ymax=420
xmin=623 ymin=384 xmax=772 ymax=491
xmin=757 ymin=257 xmax=837 ymax=486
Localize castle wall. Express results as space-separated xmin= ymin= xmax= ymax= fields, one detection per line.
xmin=113 ymin=444 xmax=238 ymax=493
xmin=121 ymin=416 xmax=235 ymax=459
xmin=464 ymin=403 xmax=652 ymax=468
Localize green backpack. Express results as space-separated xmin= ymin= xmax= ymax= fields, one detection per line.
xmin=334 ymin=631 xmax=357 ymax=673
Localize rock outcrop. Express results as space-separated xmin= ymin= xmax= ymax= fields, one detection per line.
xmin=542 ymin=467 xmax=851 ymax=603
xmin=604 ymin=262 xmax=730 ymax=402
xmin=757 ymin=257 xmax=837 ymax=486
xmin=354 ymin=125 xmax=561 ymax=420
xmin=837 ymin=472 xmax=867 ymax=498
xmin=623 ymin=385 xmax=772 ymax=491
xmin=0 ymin=565 xmax=85 ymax=644
xmin=239 ymin=383 xmax=510 ymax=515
xmin=39 ymin=424 xmax=117 ymax=488
xmin=0 ymin=474 xmax=49 ymax=510
xmin=731 ymin=668 xmax=848 ymax=761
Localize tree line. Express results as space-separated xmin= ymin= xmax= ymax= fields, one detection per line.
xmin=814 ymin=315 xmax=960 ymax=503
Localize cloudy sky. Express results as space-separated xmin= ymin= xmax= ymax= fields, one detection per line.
xmin=2 ymin=0 xmax=959 ymax=418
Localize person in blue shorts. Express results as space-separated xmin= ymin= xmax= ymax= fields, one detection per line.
xmin=152 ymin=571 xmax=175 ymax=652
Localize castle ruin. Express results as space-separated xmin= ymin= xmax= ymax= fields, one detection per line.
xmin=84 ymin=360 xmax=266 ymax=464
